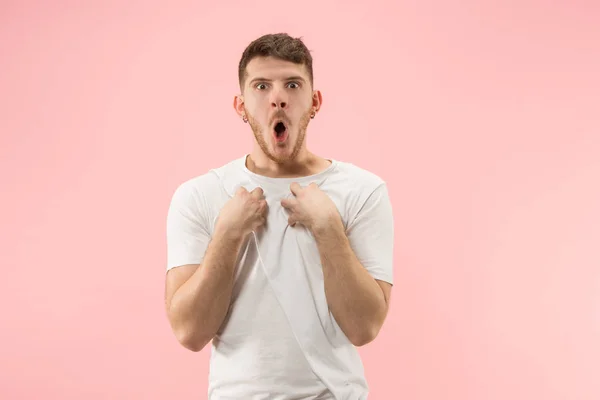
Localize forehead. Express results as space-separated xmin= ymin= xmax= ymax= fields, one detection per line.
xmin=245 ymin=56 xmax=309 ymax=82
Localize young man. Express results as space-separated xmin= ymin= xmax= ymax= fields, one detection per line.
xmin=165 ymin=33 xmax=395 ymax=399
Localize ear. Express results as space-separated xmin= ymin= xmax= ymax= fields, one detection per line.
xmin=311 ymin=90 xmax=323 ymax=115
xmin=233 ymin=95 xmax=245 ymax=118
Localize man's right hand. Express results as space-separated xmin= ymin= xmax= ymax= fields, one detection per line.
xmin=215 ymin=187 xmax=268 ymax=238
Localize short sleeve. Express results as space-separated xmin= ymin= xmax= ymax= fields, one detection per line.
xmin=166 ymin=182 xmax=211 ymax=271
xmin=345 ymin=183 xmax=395 ymax=285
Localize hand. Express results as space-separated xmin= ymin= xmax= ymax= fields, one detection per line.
xmin=281 ymin=182 xmax=340 ymax=232
xmin=215 ymin=187 xmax=268 ymax=238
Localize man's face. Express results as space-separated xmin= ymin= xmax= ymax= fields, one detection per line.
xmin=236 ymin=56 xmax=321 ymax=164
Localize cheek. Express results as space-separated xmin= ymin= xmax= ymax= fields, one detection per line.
xmin=247 ymin=101 xmax=268 ymax=119
xmin=243 ymin=95 xmax=260 ymax=110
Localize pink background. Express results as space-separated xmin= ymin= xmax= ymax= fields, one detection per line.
xmin=2 ymin=1 xmax=599 ymax=399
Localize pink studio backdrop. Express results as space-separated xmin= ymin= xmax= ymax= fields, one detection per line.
xmin=1 ymin=1 xmax=599 ymax=399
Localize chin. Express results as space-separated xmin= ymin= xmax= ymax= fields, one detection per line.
xmin=266 ymin=142 xmax=297 ymax=162
xmin=270 ymin=148 xmax=293 ymax=162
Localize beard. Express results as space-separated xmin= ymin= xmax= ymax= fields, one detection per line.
xmin=245 ymin=106 xmax=312 ymax=164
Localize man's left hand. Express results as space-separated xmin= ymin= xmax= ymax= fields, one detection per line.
xmin=281 ymin=182 xmax=340 ymax=232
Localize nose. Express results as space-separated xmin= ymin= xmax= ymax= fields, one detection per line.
xmin=270 ymin=88 xmax=288 ymax=110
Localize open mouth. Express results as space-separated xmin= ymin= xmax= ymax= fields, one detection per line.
xmin=273 ymin=121 xmax=288 ymax=142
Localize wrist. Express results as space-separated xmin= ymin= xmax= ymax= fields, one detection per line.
xmin=311 ymin=211 xmax=343 ymax=237
xmin=213 ymin=223 xmax=247 ymax=243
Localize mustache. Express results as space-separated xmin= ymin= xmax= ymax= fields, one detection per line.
xmin=270 ymin=110 xmax=291 ymax=126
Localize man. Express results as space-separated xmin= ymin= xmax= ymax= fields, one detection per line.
xmin=165 ymin=33 xmax=394 ymax=399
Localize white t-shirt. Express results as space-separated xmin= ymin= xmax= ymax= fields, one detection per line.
xmin=166 ymin=155 xmax=394 ymax=400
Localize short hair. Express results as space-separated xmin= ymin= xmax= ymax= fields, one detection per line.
xmin=238 ymin=33 xmax=314 ymax=90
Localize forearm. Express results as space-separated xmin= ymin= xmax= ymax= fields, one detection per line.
xmin=312 ymin=217 xmax=388 ymax=346
xmin=168 ymin=228 xmax=246 ymax=351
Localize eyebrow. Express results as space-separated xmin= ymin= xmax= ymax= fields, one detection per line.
xmin=249 ymin=76 xmax=306 ymax=85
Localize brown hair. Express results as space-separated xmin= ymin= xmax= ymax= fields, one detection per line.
xmin=238 ymin=33 xmax=313 ymax=90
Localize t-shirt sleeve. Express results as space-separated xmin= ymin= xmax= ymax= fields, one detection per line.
xmin=166 ymin=181 xmax=212 ymax=271
xmin=345 ymin=183 xmax=395 ymax=285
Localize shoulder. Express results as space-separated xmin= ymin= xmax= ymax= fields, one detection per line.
xmin=322 ymin=160 xmax=390 ymax=227
xmin=330 ymin=160 xmax=387 ymax=194
xmin=170 ymin=171 xmax=219 ymax=204
xmin=169 ymin=157 xmax=244 ymax=207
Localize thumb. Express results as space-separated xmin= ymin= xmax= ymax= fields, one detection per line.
xmin=290 ymin=182 xmax=302 ymax=196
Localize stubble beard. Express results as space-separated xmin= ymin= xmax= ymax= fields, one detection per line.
xmin=246 ymin=107 xmax=312 ymax=164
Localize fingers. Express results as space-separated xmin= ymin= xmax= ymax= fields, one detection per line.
xmin=236 ymin=186 xmax=264 ymax=199
xmin=282 ymin=197 xmax=298 ymax=227
xmin=280 ymin=197 xmax=297 ymax=210
xmin=250 ymin=186 xmax=265 ymax=199
xmin=255 ymin=216 xmax=267 ymax=229
xmin=258 ymin=199 xmax=268 ymax=214
xmin=246 ymin=188 xmax=267 ymax=223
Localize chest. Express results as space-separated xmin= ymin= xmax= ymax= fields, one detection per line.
xmin=205 ymin=183 xmax=357 ymax=281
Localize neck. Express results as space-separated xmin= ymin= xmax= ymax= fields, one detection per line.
xmin=246 ymin=148 xmax=330 ymax=178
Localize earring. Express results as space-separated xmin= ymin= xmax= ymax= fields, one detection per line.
xmin=310 ymin=112 xmax=316 ymax=119
xmin=242 ymin=114 xmax=248 ymax=123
